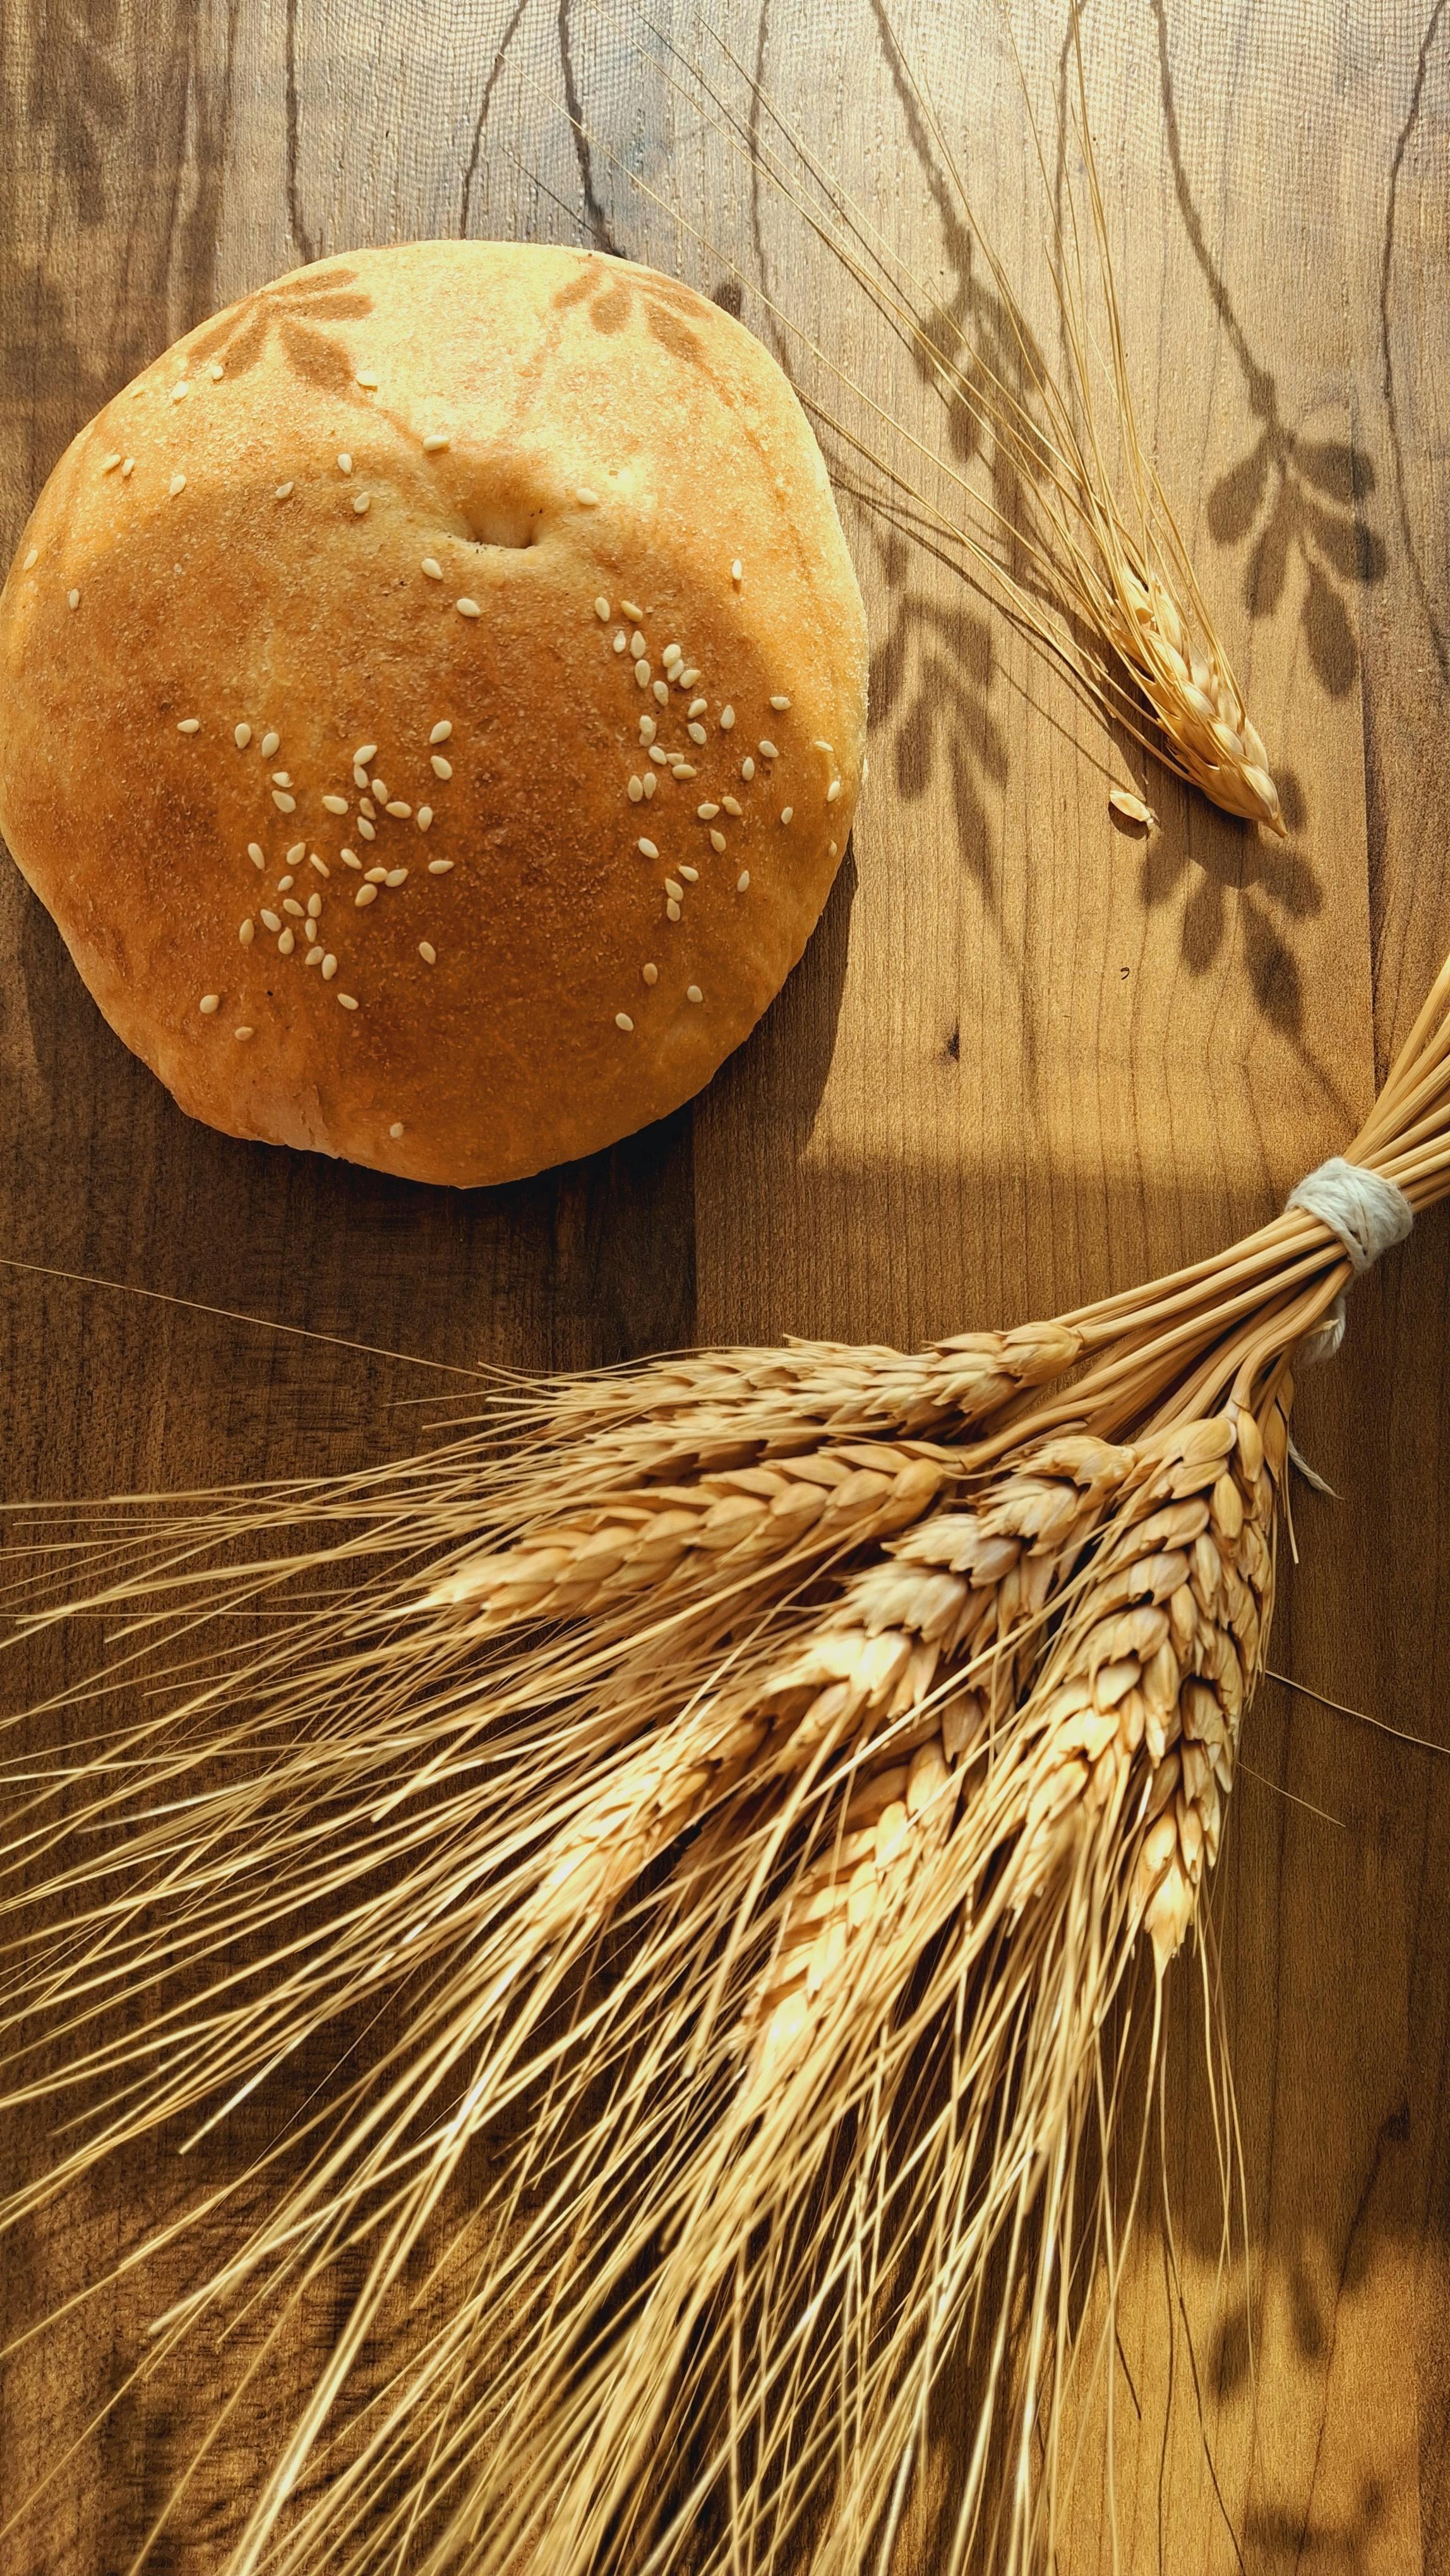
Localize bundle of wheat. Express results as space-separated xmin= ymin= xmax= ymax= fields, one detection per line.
xmin=600 ymin=0 xmax=1285 ymax=836
xmin=0 ymin=955 xmax=1443 ymax=2572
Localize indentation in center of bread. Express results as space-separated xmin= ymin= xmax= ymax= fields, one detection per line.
xmin=454 ymin=452 xmax=548 ymax=552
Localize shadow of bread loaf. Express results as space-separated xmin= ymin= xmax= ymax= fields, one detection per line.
xmin=0 ymin=240 xmax=866 ymax=1186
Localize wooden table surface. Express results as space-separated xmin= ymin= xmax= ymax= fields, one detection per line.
xmin=2 ymin=2 xmax=1448 ymax=2568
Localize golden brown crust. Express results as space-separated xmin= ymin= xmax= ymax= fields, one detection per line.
xmin=0 ymin=241 xmax=866 ymax=1186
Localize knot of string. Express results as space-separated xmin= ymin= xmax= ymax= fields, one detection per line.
xmin=1285 ymin=1155 xmax=1414 ymax=1368
xmin=1286 ymin=1155 xmax=1414 ymax=1272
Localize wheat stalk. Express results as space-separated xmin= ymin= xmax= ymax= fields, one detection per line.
xmin=0 ymin=956 xmax=1446 ymax=2571
xmin=589 ymin=0 xmax=1285 ymax=835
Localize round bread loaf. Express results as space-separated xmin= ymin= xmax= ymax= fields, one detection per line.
xmin=0 ymin=241 xmax=866 ymax=1186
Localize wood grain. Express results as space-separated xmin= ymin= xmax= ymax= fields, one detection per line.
xmin=0 ymin=3 xmax=1446 ymax=2568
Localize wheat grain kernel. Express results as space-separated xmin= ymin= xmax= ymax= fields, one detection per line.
xmin=1108 ymin=788 xmax=1156 ymax=828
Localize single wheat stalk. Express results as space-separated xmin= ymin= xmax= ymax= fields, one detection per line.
xmin=596 ymin=0 xmax=1285 ymax=834
xmin=3 ymin=958 xmax=1449 ymax=2573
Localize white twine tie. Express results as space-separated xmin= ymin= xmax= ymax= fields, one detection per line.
xmin=1285 ymin=1154 xmax=1414 ymax=1380
xmin=1286 ymin=1154 xmax=1414 ymax=1273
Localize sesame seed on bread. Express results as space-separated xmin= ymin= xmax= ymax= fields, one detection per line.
xmin=0 ymin=239 xmax=867 ymax=1188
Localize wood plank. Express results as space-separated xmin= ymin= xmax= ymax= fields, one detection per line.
xmin=1 ymin=1 xmax=1447 ymax=2568
xmin=1333 ymin=4 xmax=1450 ymax=2565
xmin=0 ymin=7 xmax=697 ymax=2565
